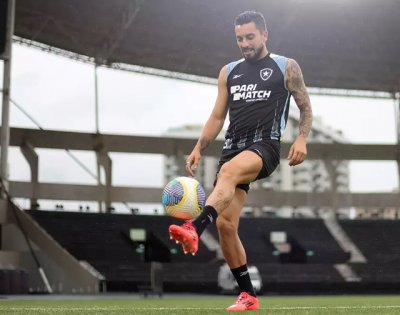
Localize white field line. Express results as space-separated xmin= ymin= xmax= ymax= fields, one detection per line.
xmin=0 ymin=305 xmax=400 ymax=311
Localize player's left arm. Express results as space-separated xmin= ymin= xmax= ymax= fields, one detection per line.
xmin=286 ymin=58 xmax=313 ymax=166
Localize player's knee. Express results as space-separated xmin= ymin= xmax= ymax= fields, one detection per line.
xmin=216 ymin=216 xmax=238 ymax=235
xmin=218 ymin=164 xmax=238 ymax=184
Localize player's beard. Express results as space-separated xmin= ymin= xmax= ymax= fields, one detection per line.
xmin=242 ymin=45 xmax=264 ymax=62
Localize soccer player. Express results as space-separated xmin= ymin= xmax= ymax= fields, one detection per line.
xmin=169 ymin=10 xmax=313 ymax=311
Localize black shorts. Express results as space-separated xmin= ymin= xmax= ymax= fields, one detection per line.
xmin=213 ymin=139 xmax=280 ymax=193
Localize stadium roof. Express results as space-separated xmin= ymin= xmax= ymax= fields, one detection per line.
xmin=15 ymin=0 xmax=400 ymax=92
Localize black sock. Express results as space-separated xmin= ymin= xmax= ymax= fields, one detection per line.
xmin=191 ymin=205 xmax=218 ymax=236
xmin=231 ymin=264 xmax=256 ymax=297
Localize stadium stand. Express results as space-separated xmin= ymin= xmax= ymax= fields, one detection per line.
xmin=340 ymin=219 xmax=400 ymax=264
xmin=256 ymin=263 xmax=345 ymax=293
xmin=26 ymin=211 xmax=400 ymax=294
xmin=163 ymin=263 xmax=220 ymax=292
xmin=0 ymin=268 xmax=29 ymax=294
xmin=339 ymin=219 xmax=400 ymax=290
xmin=28 ymin=210 xmax=217 ymax=292
xmin=209 ymin=218 xmax=350 ymax=264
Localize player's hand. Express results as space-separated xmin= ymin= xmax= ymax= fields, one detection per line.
xmin=288 ymin=136 xmax=308 ymax=166
xmin=185 ymin=149 xmax=201 ymax=177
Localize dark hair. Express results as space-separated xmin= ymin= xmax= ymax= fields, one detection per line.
xmin=234 ymin=11 xmax=267 ymax=32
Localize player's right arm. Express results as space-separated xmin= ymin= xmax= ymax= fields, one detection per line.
xmin=186 ymin=66 xmax=229 ymax=176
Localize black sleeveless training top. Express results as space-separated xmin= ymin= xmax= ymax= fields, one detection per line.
xmin=223 ymin=53 xmax=291 ymax=150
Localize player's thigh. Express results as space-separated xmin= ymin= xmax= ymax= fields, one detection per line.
xmin=219 ymin=150 xmax=263 ymax=185
xmin=217 ymin=188 xmax=247 ymax=231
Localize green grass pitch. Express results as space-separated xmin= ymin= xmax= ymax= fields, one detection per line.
xmin=0 ymin=295 xmax=400 ymax=314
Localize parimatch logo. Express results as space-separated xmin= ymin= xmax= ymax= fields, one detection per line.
xmin=231 ymin=84 xmax=271 ymax=102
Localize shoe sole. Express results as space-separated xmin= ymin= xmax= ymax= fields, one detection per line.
xmin=226 ymin=305 xmax=260 ymax=312
xmin=226 ymin=300 xmax=260 ymax=312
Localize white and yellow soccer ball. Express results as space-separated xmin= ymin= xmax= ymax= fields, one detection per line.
xmin=162 ymin=176 xmax=206 ymax=220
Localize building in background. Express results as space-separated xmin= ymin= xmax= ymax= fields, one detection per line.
xmin=163 ymin=107 xmax=350 ymax=218
xmin=353 ymin=205 xmax=400 ymax=220
xmin=260 ymin=111 xmax=350 ymax=218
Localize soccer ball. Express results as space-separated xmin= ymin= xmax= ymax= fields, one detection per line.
xmin=162 ymin=176 xmax=206 ymax=220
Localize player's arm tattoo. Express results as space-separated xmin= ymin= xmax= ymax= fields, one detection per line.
xmin=286 ymin=59 xmax=313 ymax=138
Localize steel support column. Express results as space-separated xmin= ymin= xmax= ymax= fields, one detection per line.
xmin=325 ymin=159 xmax=339 ymax=216
xmin=94 ymin=64 xmax=103 ymax=212
xmin=396 ymin=94 xmax=400 ymax=190
xmin=0 ymin=0 xmax=15 ymax=196
xmin=20 ymin=142 xmax=39 ymax=209
xmin=96 ymin=151 xmax=112 ymax=213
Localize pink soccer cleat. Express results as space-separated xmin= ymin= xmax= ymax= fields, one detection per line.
xmin=169 ymin=221 xmax=199 ymax=255
xmin=226 ymin=292 xmax=260 ymax=312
